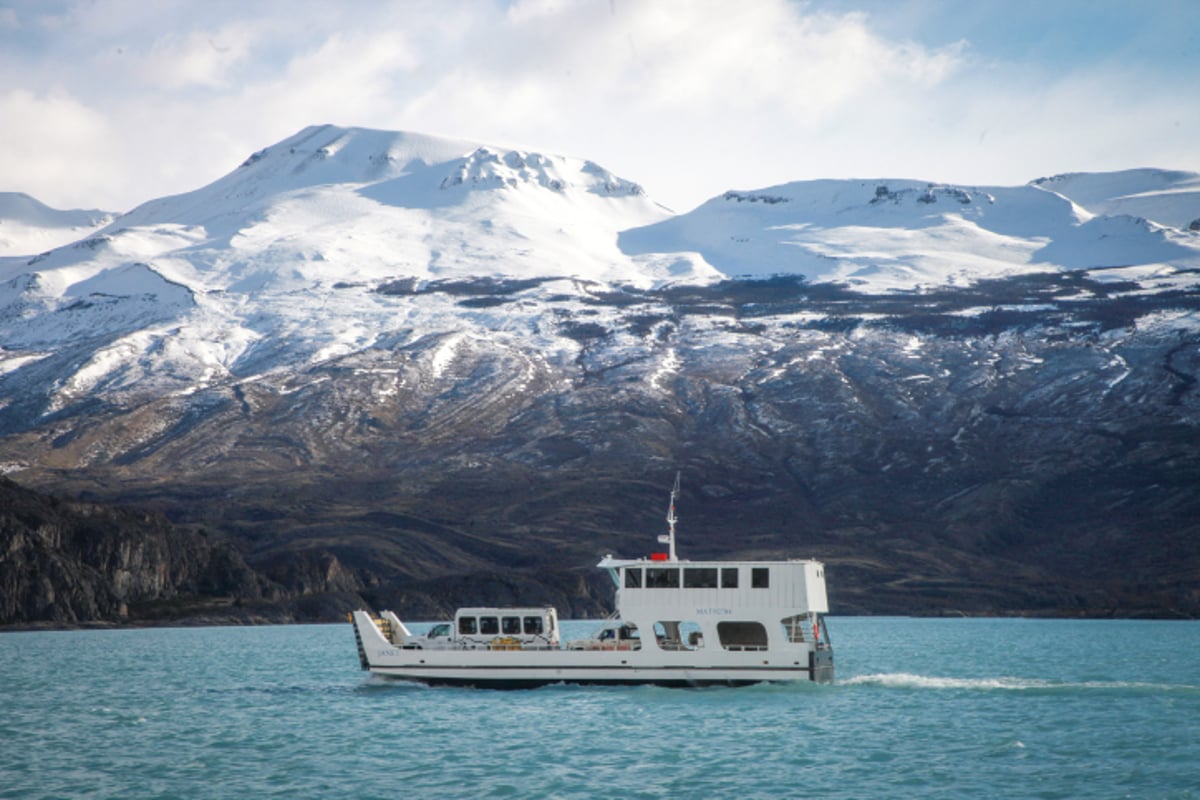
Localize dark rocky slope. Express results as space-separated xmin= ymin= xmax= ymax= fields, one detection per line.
xmin=4 ymin=274 xmax=1199 ymax=622
xmin=0 ymin=477 xmax=270 ymax=626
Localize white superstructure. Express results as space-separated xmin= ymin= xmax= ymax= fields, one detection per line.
xmin=350 ymin=478 xmax=834 ymax=687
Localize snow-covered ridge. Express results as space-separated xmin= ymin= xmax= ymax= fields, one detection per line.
xmin=0 ymin=192 xmax=116 ymax=257
xmin=2 ymin=124 xmax=1199 ymax=416
xmin=620 ymin=175 xmax=1200 ymax=291
xmin=1032 ymin=169 xmax=1200 ymax=230
xmin=4 ymin=126 xmax=1198 ymax=293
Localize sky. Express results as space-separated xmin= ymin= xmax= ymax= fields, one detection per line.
xmin=1 ymin=0 xmax=1198 ymax=214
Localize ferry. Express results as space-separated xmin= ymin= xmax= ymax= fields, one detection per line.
xmin=350 ymin=476 xmax=834 ymax=687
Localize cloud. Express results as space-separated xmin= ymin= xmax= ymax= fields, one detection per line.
xmin=405 ymin=2 xmax=964 ymax=124
xmin=0 ymin=88 xmax=120 ymax=209
xmin=123 ymin=24 xmax=260 ymax=90
xmin=392 ymin=0 xmax=970 ymax=205
xmin=0 ymin=0 xmax=1197 ymax=213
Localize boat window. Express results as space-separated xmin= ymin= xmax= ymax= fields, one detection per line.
xmin=479 ymin=616 xmax=499 ymax=635
xmin=429 ymin=623 xmax=451 ymax=639
xmin=717 ymin=621 xmax=769 ymax=651
xmin=683 ymin=568 xmax=718 ymax=588
xmin=721 ymin=567 xmax=738 ymax=588
xmin=752 ymin=567 xmax=770 ymax=588
xmin=780 ymin=615 xmax=806 ymax=643
xmin=652 ymin=620 xmax=704 ymax=650
xmin=458 ymin=617 xmax=477 ymax=635
xmin=502 ymin=616 xmax=521 ymax=635
xmin=585 ymin=623 xmax=641 ymax=651
xmin=645 ymin=567 xmax=680 ymax=588
xmin=624 ymin=568 xmax=643 ymax=588
xmin=523 ymin=616 xmax=544 ymax=635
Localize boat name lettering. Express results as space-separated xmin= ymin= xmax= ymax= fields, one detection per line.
xmin=695 ymin=607 xmax=733 ymax=616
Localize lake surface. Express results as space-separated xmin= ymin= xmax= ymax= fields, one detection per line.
xmin=2 ymin=617 xmax=1198 ymax=799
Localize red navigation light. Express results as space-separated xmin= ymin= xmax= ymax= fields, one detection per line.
xmin=649 ymin=552 xmax=669 ymax=561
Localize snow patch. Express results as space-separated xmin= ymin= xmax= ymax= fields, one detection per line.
xmin=429 ymin=332 xmax=468 ymax=380
xmin=0 ymin=350 xmax=50 ymax=376
xmin=649 ymin=347 xmax=681 ymax=392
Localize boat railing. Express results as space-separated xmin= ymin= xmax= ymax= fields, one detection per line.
xmin=351 ymin=613 xmax=397 ymax=644
xmin=455 ymin=638 xmax=566 ymax=651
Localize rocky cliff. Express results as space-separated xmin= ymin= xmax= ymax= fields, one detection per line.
xmin=0 ymin=477 xmax=268 ymax=626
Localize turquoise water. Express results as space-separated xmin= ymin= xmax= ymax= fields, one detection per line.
xmin=2 ymin=618 xmax=1198 ymax=799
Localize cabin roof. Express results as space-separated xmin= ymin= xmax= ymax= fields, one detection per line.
xmin=597 ymin=555 xmax=823 ymax=569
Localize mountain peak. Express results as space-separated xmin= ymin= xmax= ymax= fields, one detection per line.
xmin=438 ymin=146 xmax=645 ymax=198
xmin=239 ymin=125 xmax=480 ymax=178
xmin=101 ymin=124 xmax=660 ymax=238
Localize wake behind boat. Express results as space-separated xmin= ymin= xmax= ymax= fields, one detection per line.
xmin=350 ymin=476 xmax=834 ymax=687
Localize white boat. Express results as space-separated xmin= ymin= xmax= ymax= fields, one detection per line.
xmin=350 ymin=476 xmax=834 ymax=687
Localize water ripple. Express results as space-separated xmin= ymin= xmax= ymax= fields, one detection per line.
xmin=2 ymin=619 xmax=1198 ymax=800
xmin=842 ymin=672 xmax=1200 ymax=693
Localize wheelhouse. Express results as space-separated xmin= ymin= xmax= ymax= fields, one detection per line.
xmin=599 ymin=556 xmax=831 ymax=653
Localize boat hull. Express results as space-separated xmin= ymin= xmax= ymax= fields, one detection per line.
xmin=353 ymin=612 xmax=833 ymax=688
xmin=367 ymin=663 xmax=817 ymax=689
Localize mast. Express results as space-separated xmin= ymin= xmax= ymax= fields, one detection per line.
xmin=665 ymin=471 xmax=680 ymax=561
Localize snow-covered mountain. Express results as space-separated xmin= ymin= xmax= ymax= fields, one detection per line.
xmin=3 ymin=125 xmax=1200 ymax=620
xmin=0 ymin=192 xmax=115 ymax=258
xmin=96 ymin=125 xmax=681 ymax=289
xmin=0 ymin=124 xmax=691 ymax=411
xmin=622 ymin=176 xmax=1200 ymax=291
xmin=3 ymin=124 xmax=1198 ymax=415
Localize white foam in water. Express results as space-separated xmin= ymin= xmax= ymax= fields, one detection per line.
xmin=842 ymin=672 xmax=1048 ymax=690
xmin=842 ymin=673 xmax=1200 ymax=692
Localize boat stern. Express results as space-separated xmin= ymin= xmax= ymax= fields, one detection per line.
xmin=810 ymin=647 xmax=834 ymax=684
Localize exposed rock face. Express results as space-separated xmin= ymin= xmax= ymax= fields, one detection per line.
xmin=0 ymin=477 xmax=265 ymax=625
